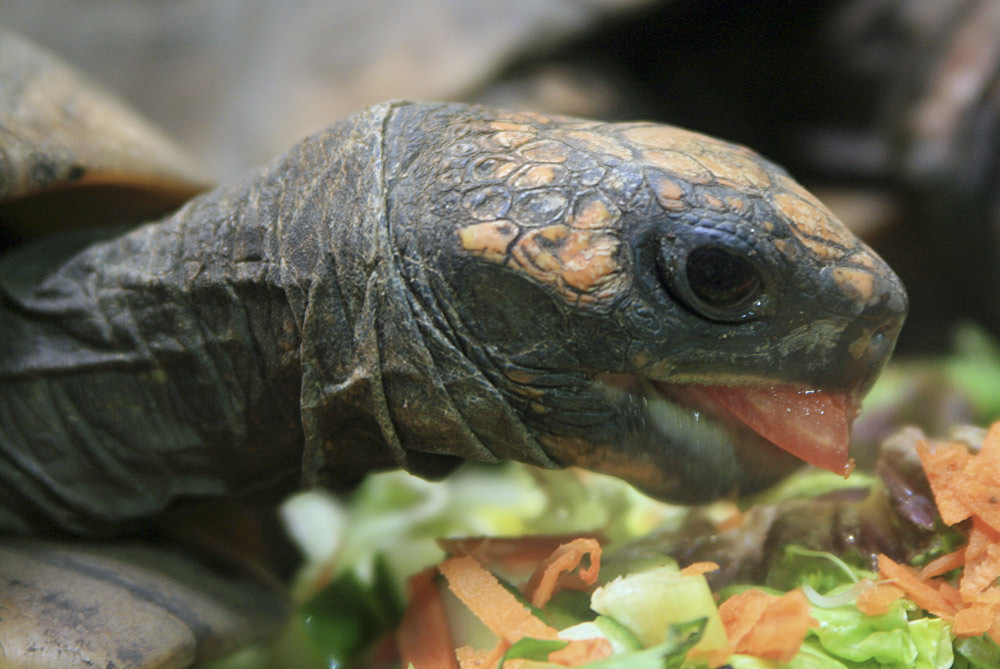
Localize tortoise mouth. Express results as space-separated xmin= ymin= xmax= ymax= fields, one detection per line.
xmin=652 ymin=381 xmax=858 ymax=477
xmin=588 ymin=373 xmax=858 ymax=502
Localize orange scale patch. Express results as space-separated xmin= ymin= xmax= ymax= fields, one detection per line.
xmin=564 ymin=130 xmax=635 ymax=161
xmin=490 ymin=130 xmax=536 ymax=149
xmin=648 ymin=173 xmax=688 ymax=211
xmin=570 ymin=192 xmax=621 ymax=230
xmin=771 ymin=191 xmax=859 ymax=251
xmin=772 ymin=238 xmax=797 ymax=258
xmin=775 ymin=172 xmax=824 ymax=203
xmin=701 ymin=193 xmax=728 ymax=211
xmin=640 ymin=149 xmax=713 ymax=183
xmin=510 ymin=225 xmax=568 ymax=280
xmin=558 ymin=230 xmax=621 ymax=292
xmin=798 ymin=235 xmax=847 ymax=261
xmin=509 ymin=226 xmax=624 ymax=303
xmin=830 ymin=266 xmax=877 ymax=304
xmin=850 ymin=252 xmax=879 ymax=270
xmin=471 ymin=156 xmax=520 ymax=181
xmin=458 ymin=220 xmax=520 ymax=262
xmin=519 ymin=140 xmax=571 ymax=163
xmin=511 ymin=164 xmax=564 ymax=189
xmin=489 ymin=121 xmax=536 ymax=133
xmin=724 ymin=196 xmax=750 ymax=215
xmin=696 ymin=150 xmax=772 ymax=190
xmin=622 ymin=124 xmax=728 ymax=152
xmin=514 ymin=110 xmax=555 ymax=125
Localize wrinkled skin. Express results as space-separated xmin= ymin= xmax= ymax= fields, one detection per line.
xmin=0 ymin=101 xmax=906 ymax=536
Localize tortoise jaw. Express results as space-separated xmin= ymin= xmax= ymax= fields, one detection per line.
xmin=654 ymin=382 xmax=859 ymax=477
xmin=552 ymin=375 xmax=777 ymax=502
xmin=576 ymin=373 xmax=857 ymax=503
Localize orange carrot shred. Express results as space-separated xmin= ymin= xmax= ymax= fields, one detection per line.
xmin=679 ymin=561 xmax=720 ymax=577
xmin=954 ymin=602 xmax=1000 ymax=637
xmin=980 ymin=421 xmax=1000 ymax=467
xmin=523 ymin=538 xmax=602 ymax=608
xmin=439 ymin=556 xmax=557 ymax=643
xmin=940 ymin=580 xmax=965 ymax=610
xmin=456 ymin=645 xmax=522 ymax=669
xmin=988 ymin=610 xmax=1000 ymax=647
xmin=398 ymin=567 xmax=459 ymax=669
xmin=877 ymin=554 xmax=959 ymax=619
xmin=918 ymin=434 xmax=1000 ymax=532
xmin=919 ymin=546 xmax=967 ymax=579
xmin=855 ymin=583 xmax=905 ymax=617
xmin=718 ymin=589 xmax=769 ymax=652
xmin=439 ymin=535 xmax=602 ymax=577
xmin=960 ymin=517 xmax=1000 ymax=603
xmin=718 ymin=588 xmax=816 ymax=663
xmin=918 ymin=441 xmax=974 ymax=526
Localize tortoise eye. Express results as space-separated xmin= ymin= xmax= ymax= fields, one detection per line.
xmin=685 ymin=246 xmax=760 ymax=312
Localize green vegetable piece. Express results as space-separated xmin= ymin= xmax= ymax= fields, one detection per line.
xmin=955 ymin=636 xmax=1000 ymax=668
xmin=581 ymin=619 xmax=705 ymax=669
xmin=766 ymin=544 xmax=870 ymax=593
xmin=501 ymin=637 xmax=569 ymax=662
xmin=298 ymin=569 xmax=390 ymax=666
xmin=558 ymin=616 xmax=642 ymax=655
xmin=542 ymin=588 xmax=596 ymax=630
xmin=908 ymin=618 xmax=954 ymax=669
xmin=810 ymin=601 xmax=952 ymax=668
xmin=594 ymin=615 xmax=643 ymax=653
xmin=728 ymin=638 xmax=853 ymax=668
xmin=590 ymin=565 xmax=726 ymax=655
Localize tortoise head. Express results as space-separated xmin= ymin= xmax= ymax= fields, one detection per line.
xmin=385 ymin=103 xmax=906 ymax=503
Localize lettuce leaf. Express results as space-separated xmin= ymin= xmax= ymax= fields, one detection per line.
xmin=808 ymin=597 xmax=952 ymax=668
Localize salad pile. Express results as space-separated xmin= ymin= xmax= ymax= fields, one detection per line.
xmin=228 ymin=427 xmax=995 ymax=668
xmin=208 ymin=327 xmax=1000 ymax=668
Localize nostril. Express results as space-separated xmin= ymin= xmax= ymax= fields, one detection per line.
xmin=870 ymin=329 xmax=886 ymax=352
xmin=847 ymin=318 xmax=902 ymax=365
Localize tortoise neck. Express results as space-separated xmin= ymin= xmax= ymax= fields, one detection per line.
xmin=0 ymin=172 xmax=308 ymax=534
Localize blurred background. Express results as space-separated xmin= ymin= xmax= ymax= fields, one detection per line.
xmin=3 ymin=0 xmax=999 ymax=355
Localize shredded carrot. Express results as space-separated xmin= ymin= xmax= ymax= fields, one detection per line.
xmin=918 ymin=440 xmax=974 ymax=526
xmin=679 ymin=561 xmax=720 ymax=577
xmin=918 ymin=424 xmax=1000 ymax=531
xmin=959 ymin=517 xmax=1000 ymax=604
xmin=439 ymin=556 xmax=557 ymax=643
xmin=522 ymin=538 xmax=602 ymax=608
xmin=397 ymin=567 xmax=459 ymax=669
xmin=405 ymin=423 xmax=1000 ymax=668
xmin=439 ymin=535 xmax=602 ymax=577
xmin=919 ymin=546 xmax=967 ymax=579
xmin=855 ymin=582 xmax=906 ymax=616
xmin=877 ymin=554 xmax=959 ymax=619
xmin=953 ymin=602 xmax=1000 ymax=637
xmin=456 ymin=645 xmax=522 ymax=669
xmin=718 ymin=588 xmax=816 ymax=663
xmin=868 ymin=422 xmax=1000 ymax=639
xmin=940 ymin=580 xmax=964 ymax=610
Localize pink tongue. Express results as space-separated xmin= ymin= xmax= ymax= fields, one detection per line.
xmin=690 ymin=385 xmax=858 ymax=477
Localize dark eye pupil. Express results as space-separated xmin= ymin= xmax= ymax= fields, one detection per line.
xmin=686 ymin=247 xmax=759 ymax=309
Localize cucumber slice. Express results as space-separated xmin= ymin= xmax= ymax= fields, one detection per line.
xmin=590 ymin=565 xmax=727 ymax=654
xmin=558 ymin=615 xmax=643 ymax=655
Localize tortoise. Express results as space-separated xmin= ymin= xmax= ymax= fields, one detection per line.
xmin=0 ymin=29 xmax=907 ymax=667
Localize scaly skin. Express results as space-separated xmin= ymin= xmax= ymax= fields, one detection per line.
xmin=0 ymin=101 xmax=906 ymax=535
